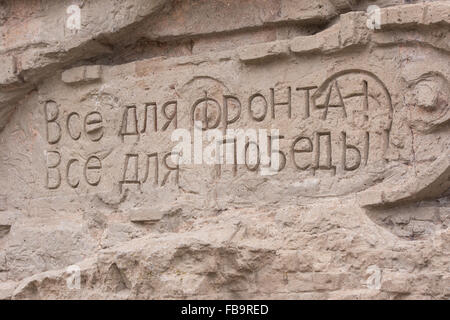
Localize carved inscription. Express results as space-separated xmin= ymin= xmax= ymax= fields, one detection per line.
xmin=43 ymin=70 xmax=393 ymax=195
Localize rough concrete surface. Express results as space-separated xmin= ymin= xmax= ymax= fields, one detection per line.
xmin=0 ymin=0 xmax=449 ymax=300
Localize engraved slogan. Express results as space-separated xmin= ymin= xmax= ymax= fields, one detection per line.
xmin=42 ymin=69 xmax=393 ymax=197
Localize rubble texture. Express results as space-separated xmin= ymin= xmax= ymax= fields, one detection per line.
xmin=0 ymin=0 xmax=449 ymax=299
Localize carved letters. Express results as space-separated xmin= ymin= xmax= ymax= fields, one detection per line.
xmin=44 ymin=70 xmax=393 ymax=194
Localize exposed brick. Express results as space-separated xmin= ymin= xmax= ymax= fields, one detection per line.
xmin=357 ymin=190 xmax=384 ymax=208
xmin=380 ymin=4 xmax=425 ymax=28
xmin=339 ymin=12 xmax=369 ymax=48
xmin=290 ymin=35 xmax=323 ymax=54
xmin=238 ymin=41 xmax=289 ymax=63
xmin=61 ymin=65 xmax=102 ymax=84
xmin=424 ymin=2 xmax=450 ymax=25
xmin=321 ymin=25 xmax=341 ymax=53
xmin=84 ymin=65 xmax=102 ymax=81
xmin=130 ymin=209 xmax=164 ymax=223
xmin=290 ymin=24 xmax=340 ymax=54
xmin=381 ymin=273 xmax=412 ymax=294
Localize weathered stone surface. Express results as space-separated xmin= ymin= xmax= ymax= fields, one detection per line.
xmin=0 ymin=0 xmax=449 ymax=300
